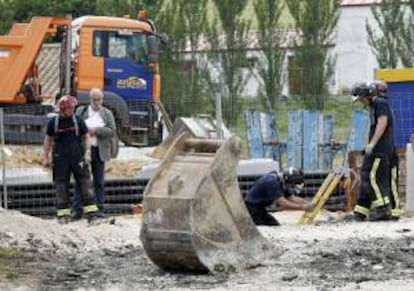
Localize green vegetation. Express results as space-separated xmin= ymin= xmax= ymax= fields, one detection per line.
xmin=367 ymin=0 xmax=414 ymax=68
xmin=286 ymin=0 xmax=339 ymax=110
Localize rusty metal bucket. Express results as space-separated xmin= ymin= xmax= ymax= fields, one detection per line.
xmin=140 ymin=133 xmax=272 ymax=273
xmin=151 ymin=116 xmax=231 ymax=159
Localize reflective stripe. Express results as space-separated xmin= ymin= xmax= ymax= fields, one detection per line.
xmin=354 ymin=205 xmax=369 ymax=217
xmin=370 ymin=158 xmax=386 ymax=207
xmin=372 ymin=196 xmax=389 ymax=208
xmin=391 ymin=208 xmax=401 ymax=217
xmin=83 ymin=204 xmax=98 ymax=213
xmin=391 ymin=167 xmax=400 ymax=209
xmin=57 ymin=208 xmax=71 ymax=217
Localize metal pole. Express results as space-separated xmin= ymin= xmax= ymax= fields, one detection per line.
xmin=215 ymin=94 xmax=223 ymax=139
xmin=65 ymin=15 xmax=72 ymax=95
xmin=0 ymin=109 xmax=7 ymax=209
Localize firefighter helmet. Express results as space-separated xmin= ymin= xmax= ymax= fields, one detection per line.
xmin=283 ymin=166 xmax=304 ymax=185
xmin=351 ymin=82 xmax=375 ymax=102
xmin=58 ymin=95 xmax=78 ymax=111
xmin=370 ymin=80 xmax=388 ymax=97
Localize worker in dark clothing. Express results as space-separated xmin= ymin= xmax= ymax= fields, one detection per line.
xmin=43 ymin=95 xmax=99 ymax=224
xmin=371 ymin=80 xmax=401 ymax=220
xmin=351 ymin=81 xmax=393 ymax=221
xmin=244 ymin=167 xmax=315 ymax=226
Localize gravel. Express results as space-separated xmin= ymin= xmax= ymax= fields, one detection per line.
xmin=0 ymin=208 xmax=413 ymax=290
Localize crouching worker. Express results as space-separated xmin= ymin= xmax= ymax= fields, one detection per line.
xmin=43 ymin=95 xmax=99 ymax=224
xmin=244 ymin=167 xmax=315 ymax=226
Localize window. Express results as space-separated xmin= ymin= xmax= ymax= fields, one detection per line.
xmin=92 ymin=31 xmax=148 ymax=64
xmin=0 ymin=49 xmax=10 ymax=58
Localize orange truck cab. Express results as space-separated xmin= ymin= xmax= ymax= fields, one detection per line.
xmin=0 ymin=13 xmax=163 ymax=146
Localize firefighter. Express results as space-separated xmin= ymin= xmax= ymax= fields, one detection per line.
xmin=351 ymin=82 xmax=393 ymax=221
xmin=371 ymin=80 xmax=401 ymax=220
xmin=244 ymin=167 xmax=315 ymax=226
xmin=43 ymin=95 xmax=98 ymax=224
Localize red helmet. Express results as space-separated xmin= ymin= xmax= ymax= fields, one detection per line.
xmin=58 ymin=95 xmax=77 ymax=111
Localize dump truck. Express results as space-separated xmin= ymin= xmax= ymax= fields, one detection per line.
xmin=140 ymin=133 xmax=274 ymax=274
xmin=0 ymin=12 xmax=163 ymax=146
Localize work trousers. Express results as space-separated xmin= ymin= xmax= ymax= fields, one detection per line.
xmin=73 ymin=146 xmax=105 ymax=213
xmin=390 ymin=152 xmax=401 ymax=218
xmin=354 ymin=153 xmax=390 ymax=217
xmin=245 ymin=202 xmax=280 ymax=226
xmin=53 ymin=149 xmax=97 ymax=217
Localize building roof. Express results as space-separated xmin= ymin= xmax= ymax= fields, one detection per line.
xmin=340 ymin=0 xmax=406 ymax=6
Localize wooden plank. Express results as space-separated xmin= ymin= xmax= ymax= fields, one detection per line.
xmin=243 ymin=110 xmax=264 ymax=158
xmin=287 ymin=110 xmax=303 ymax=168
xmin=303 ymin=110 xmax=319 ymax=170
xmin=260 ymin=112 xmax=280 ymax=160
xmin=318 ymin=114 xmax=334 ymax=170
xmin=347 ymin=110 xmax=370 ymax=152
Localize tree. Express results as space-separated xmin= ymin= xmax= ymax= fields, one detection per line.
xmin=398 ymin=0 xmax=414 ymax=67
xmin=253 ymin=0 xmax=286 ymax=111
xmin=149 ymin=0 xmax=209 ymax=118
xmin=286 ymin=0 xmax=339 ymax=110
xmin=202 ymin=0 xmax=251 ymax=126
xmin=0 ymin=0 xmax=98 ymax=34
xmin=0 ymin=0 xmax=14 ymax=34
xmin=8 ymin=0 xmax=97 ymax=20
xmin=366 ymin=0 xmax=404 ymax=68
xmin=95 ymin=0 xmax=135 ymax=17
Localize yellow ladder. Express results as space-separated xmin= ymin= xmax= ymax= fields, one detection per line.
xmin=298 ymin=169 xmax=346 ymax=225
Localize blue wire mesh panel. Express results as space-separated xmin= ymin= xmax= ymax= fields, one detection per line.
xmin=387 ymin=82 xmax=414 ymax=149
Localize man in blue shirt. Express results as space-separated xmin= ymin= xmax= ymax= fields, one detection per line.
xmin=244 ymin=167 xmax=315 ymax=226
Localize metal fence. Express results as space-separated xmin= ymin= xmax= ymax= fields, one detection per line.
xmin=0 ymin=88 xmax=410 ymax=217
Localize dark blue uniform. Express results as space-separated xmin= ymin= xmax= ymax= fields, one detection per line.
xmin=244 ymin=172 xmax=291 ymax=225
xmin=46 ymin=115 xmax=98 ymax=218
xmin=354 ymin=97 xmax=392 ymax=218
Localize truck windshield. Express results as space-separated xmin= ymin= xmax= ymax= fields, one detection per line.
xmin=93 ymin=31 xmax=148 ymax=64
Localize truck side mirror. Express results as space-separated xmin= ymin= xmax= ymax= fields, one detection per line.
xmin=147 ymin=35 xmax=158 ymax=63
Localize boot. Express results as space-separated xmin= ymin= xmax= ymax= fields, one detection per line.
xmin=369 ymin=204 xmax=391 ymax=221
xmin=57 ymin=216 xmax=70 ymax=225
xmin=85 ymin=212 xmax=100 ymax=224
xmin=255 ymin=213 xmax=280 ymax=226
xmin=343 ymin=212 xmax=366 ymax=222
xmin=71 ymin=211 xmax=83 ymax=221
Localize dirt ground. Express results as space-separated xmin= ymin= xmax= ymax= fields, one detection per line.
xmin=3 ymin=145 xmax=157 ymax=177
xmin=0 ymin=208 xmax=413 ymax=291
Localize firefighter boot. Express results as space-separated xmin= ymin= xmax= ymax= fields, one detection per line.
xmin=57 ymin=216 xmax=70 ymax=224
xmin=343 ymin=212 xmax=366 ymax=222
xmin=369 ymin=204 xmax=391 ymax=221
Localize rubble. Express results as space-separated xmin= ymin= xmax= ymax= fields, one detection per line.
xmin=0 ymin=208 xmax=413 ymax=290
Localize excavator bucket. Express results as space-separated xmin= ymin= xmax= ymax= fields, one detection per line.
xmin=151 ymin=116 xmax=231 ymax=160
xmin=140 ymin=133 xmax=273 ymax=273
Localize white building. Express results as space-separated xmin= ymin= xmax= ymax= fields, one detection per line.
xmin=179 ymin=0 xmax=404 ymax=96
xmin=336 ymin=0 xmax=381 ymax=94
